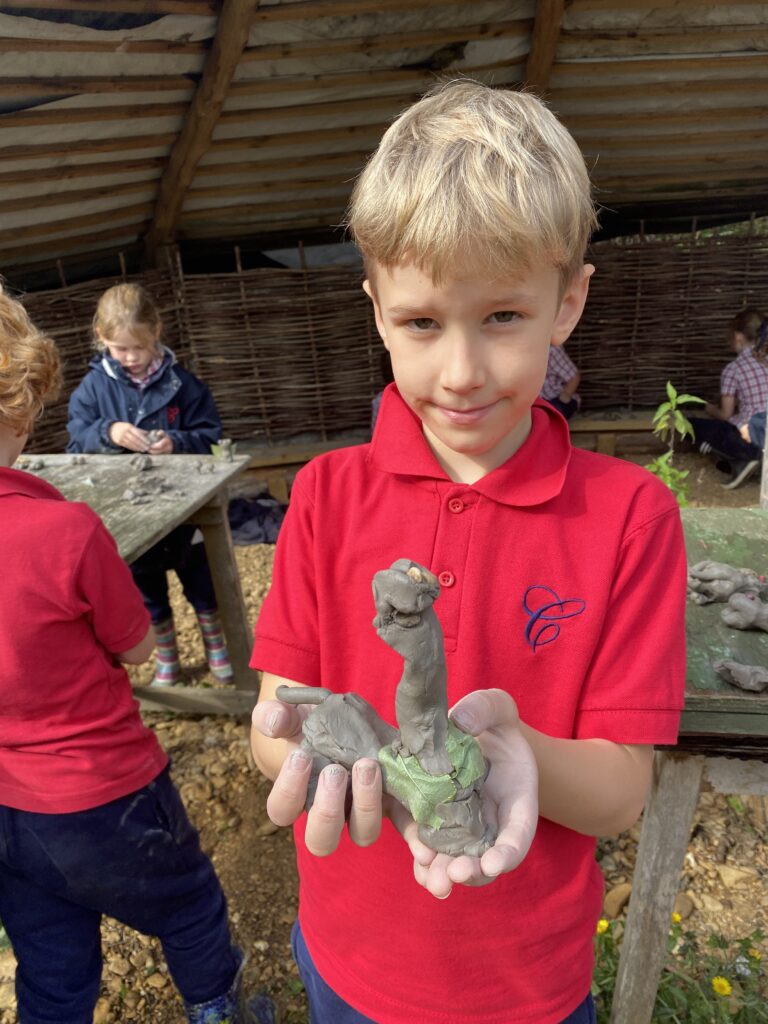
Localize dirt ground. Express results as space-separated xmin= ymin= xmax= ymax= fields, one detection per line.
xmin=0 ymin=452 xmax=764 ymax=1022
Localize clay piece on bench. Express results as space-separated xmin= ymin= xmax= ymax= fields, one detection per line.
xmin=720 ymin=591 xmax=768 ymax=632
xmin=712 ymin=659 xmax=768 ymax=693
xmin=128 ymin=453 xmax=152 ymax=471
xmin=687 ymin=560 xmax=765 ymax=605
xmin=276 ymin=558 xmax=497 ymax=858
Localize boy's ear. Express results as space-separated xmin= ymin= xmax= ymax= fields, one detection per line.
xmin=362 ymin=278 xmax=388 ymax=348
xmin=551 ymin=264 xmax=594 ymax=347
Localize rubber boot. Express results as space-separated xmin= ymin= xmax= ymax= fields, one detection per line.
xmin=198 ymin=609 xmax=233 ymax=684
xmin=185 ymin=957 xmax=278 ymax=1024
xmin=152 ymin=615 xmax=181 ymax=687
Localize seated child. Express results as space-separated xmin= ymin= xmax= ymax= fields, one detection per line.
xmin=67 ymin=283 xmax=232 ymax=686
xmin=249 ymin=81 xmax=687 ymax=1024
xmin=540 ymin=340 xmax=581 ymax=420
xmin=691 ymin=307 xmax=768 ymax=490
xmin=0 ymin=286 xmax=273 ymax=1024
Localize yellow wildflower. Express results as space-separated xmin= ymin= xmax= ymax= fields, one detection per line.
xmin=596 ymin=919 xmax=609 ymax=935
xmin=711 ymin=976 xmax=732 ymax=997
xmin=748 ymin=947 xmax=762 ymax=961
xmin=671 ymin=912 xmax=682 ymax=924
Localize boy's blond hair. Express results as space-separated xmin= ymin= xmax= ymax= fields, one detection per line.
xmin=93 ymin=283 xmax=162 ymax=349
xmin=347 ymin=80 xmax=597 ymax=286
xmin=0 ymin=286 xmax=61 ymax=435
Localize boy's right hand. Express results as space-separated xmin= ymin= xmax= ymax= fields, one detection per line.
xmin=252 ymin=698 xmax=384 ymax=855
xmin=108 ymin=421 xmax=152 ymax=452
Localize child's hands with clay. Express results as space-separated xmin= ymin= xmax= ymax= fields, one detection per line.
xmin=396 ymin=689 xmax=539 ymax=899
xmin=252 ymin=695 xmax=384 ymax=855
xmin=108 ymin=422 xmax=151 ymax=453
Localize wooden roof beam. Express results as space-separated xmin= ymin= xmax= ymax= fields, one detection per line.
xmin=524 ymin=0 xmax=565 ymax=95
xmin=144 ymin=0 xmax=260 ymax=263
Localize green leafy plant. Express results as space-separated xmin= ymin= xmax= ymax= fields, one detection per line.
xmin=645 ymin=381 xmax=705 ymax=507
xmin=593 ymin=917 xmax=767 ymax=1023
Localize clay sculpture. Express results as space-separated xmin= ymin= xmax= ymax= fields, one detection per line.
xmin=720 ymin=591 xmax=768 ymax=632
xmin=713 ymin=659 xmax=768 ymax=693
xmin=276 ymin=559 xmax=496 ymax=857
xmin=687 ymin=560 xmax=765 ymax=605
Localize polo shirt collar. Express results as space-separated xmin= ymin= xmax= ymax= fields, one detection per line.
xmin=0 ymin=466 xmax=63 ymax=501
xmin=368 ymin=385 xmax=571 ymax=507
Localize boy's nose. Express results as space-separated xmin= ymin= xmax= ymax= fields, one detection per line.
xmin=440 ymin=332 xmax=485 ymax=393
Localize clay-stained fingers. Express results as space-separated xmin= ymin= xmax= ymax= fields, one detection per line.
xmin=266 ymin=748 xmax=313 ymax=828
xmin=304 ymin=764 xmax=349 ymax=856
xmin=252 ymin=698 xmax=305 ymax=742
xmin=347 ymin=759 xmax=382 ymax=847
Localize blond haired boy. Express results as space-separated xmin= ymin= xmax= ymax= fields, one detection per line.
xmin=251 ymin=82 xmax=687 ymax=1024
xmin=0 ymin=287 xmax=274 ymax=1024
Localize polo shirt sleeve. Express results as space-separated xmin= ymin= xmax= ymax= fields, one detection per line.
xmin=72 ymin=512 xmax=151 ymax=655
xmin=574 ymin=501 xmax=687 ymax=745
xmin=250 ymin=471 xmax=322 ymax=685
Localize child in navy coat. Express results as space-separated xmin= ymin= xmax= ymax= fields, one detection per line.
xmin=67 ymin=283 xmax=232 ymax=686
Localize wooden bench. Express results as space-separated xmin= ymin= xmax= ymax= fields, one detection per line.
xmin=238 ymin=437 xmax=367 ymax=502
xmin=569 ymin=413 xmax=656 ymax=456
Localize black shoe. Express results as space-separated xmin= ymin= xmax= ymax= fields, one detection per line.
xmin=721 ymin=459 xmax=760 ymax=490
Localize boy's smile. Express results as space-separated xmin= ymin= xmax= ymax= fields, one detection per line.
xmin=365 ymin=260 xmax=592 ymax=483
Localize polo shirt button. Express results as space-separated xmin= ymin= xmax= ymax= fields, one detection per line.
xmin=448 ymin=498 xmax=464 ymax=514
xmin=438 ymin=571 xmax=455 ymax=588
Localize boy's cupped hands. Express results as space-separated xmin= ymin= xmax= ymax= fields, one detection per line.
xmin=251 ymin=688 xmax=538 ymax=899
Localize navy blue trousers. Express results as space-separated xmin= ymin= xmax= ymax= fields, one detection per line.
xmin=0 ymin=768 xmax=240 ymax=1023
xmin=691 ymin=417 xmax=762 ymax=466
xmin=292 ymin=921 xmax=596 ymax=1024
xmin=130 ymin=524 xmax=217 ymax=622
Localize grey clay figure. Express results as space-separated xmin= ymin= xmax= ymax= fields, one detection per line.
xmin=687 ymin=560 xmax=765 ymax=605
xmin=277 ymin=559 xmax=496 ymax=857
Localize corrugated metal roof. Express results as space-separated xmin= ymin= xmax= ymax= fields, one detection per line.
xmin=0 ymin=0 xmax=766 ymax=281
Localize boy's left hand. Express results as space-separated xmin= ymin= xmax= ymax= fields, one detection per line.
xmin=395 ymin=689 xmax=539 ymax=899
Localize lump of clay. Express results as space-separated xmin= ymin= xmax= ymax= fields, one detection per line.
xmin=129 ymin=453 xmax=152 ymax=471
xmin=276 ymin=559 xmax=496 ymax=858
xmin=720 ymin=592 xmax=768 ymax=632
xmin=687 ymin=560 xmax=764 ymax=605
xmin=713 ymin=659 xmax=768 ymax=693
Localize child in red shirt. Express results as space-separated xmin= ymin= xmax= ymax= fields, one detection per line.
xmin=0 ymin=287 xmax=273 ymax=1024
xmin=250 ymin=82 xmax=687 ymax=1024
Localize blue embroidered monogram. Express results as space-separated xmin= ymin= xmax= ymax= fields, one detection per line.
xmin=523 ymin=585 xmax=586 ymax=651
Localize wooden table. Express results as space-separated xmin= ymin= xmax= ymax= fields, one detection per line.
xmin=610 ymin=507 xmax=768 ymax=1023
xmin=17 ymin=452 xmax=259 ymax=714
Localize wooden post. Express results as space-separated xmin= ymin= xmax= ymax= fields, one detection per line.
xmin=609 ymin=752 xmax=705 ymax=1024
xmin=524 ymin=0 xmax=565 ymax=95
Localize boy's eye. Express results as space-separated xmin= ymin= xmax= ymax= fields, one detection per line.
xmin=488 ymin=310 xmax=520 ymax=324
xmin=408 ymin=317 xmax=438 ymax=330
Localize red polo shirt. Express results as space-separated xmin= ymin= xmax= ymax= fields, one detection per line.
xmin=252 ymin=386 xmax=687 ymax=1024
xmin=0 ymin=468 xmax=167 ymax=813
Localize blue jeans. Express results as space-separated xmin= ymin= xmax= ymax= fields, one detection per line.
xmin=0 ymin=767 xmax=241 ymax=1023
xmin=292 ymin=921 xmax=596 ymax=1024
xmin=130 ymin=524 xmax=217 ymax=622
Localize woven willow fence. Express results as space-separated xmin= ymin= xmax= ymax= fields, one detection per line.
xmin=23 ymin=223 xmax=768 ymax=453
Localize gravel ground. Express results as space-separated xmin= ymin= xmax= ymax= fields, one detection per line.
xmin=0 ymin=453 xmax=765 ymax=1022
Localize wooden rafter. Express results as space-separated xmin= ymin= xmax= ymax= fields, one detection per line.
xmin=524 ymin=0 xmax=565 ymax=95
xmin=144 ymin=0 xmax=260 ymax=261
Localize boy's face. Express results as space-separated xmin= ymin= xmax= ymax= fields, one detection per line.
xmin=364 ymin=260 xmax=592 ymax=479
xmin=100 ymin=327 xmax=159 ymax=377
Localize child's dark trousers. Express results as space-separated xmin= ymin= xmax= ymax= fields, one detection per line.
xmin=291 ymin=920 xmax=597 ymax=1024
xmin=0 ymin=767 xmax=241 ymax=1024
xmin=130 ymin=524 xmax=218 ymax=623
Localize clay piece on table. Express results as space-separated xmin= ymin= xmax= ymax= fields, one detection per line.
xmin=687 ymin=560 xmax=765 ymax=605
xmin=712 ymin=659 xmax=768 ymax=693
xmin=128 ymin=453 xmax=153 ymax=471
xmin=720 ymin=591 xmax=768 ymax=632
xmin=215 ymin=438 xmax=234 ymax=462
xmin=70 ymin=455 xmax=87 ymax=466
xmin=276 ymin=559 xmax=497 ymax=858
xmin=196 ymin=460 xmax=216 ymax=474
